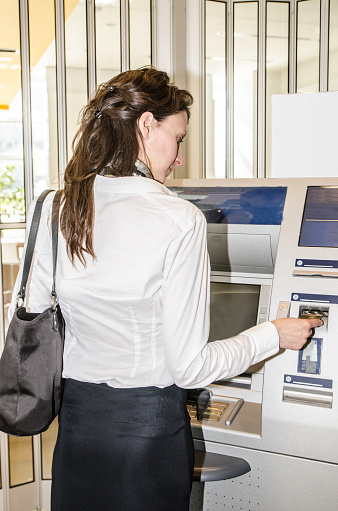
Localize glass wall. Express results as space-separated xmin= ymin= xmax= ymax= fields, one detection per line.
xmin=296 ymin=0 xmax=321 ymax=92
xmin=1 ymin=229 xmax=25 ymax=332
xmin=130 ymin=0 xmax=152 ymax=69
xmin=233 ymin=1 xmax=258 ymax=178
xmin=0 ymin=1 xmax=25 ymax=224
xmin=265 ymin=1 xmax=289 ymax=177
xmin=96 ymin=0 xmax=121 ymax=84
xmin=203 ymin=0 xmax=334 ymax=179
xmin=65 ymin=0 xmax=88 ymax=161
xmin=205 ymin=0 xmax=227 ymax=178
xmin=28 ymin=0 xmax=59 ymax=196
xmin=329 ymin=0 xmax=338 ymax=91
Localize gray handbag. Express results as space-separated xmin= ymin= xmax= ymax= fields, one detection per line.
xmin=0 ymin=190 xmax=65 ymax=436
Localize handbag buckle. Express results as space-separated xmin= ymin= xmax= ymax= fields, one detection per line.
xmin=51 ymin=292 xmax=58 ymax=311
xmin=16 ymin=292 xmax=24 ymax=308
xmin=51 ymin=292 xmax=59 ymax=332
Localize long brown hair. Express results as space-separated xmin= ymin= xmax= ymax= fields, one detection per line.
xmin=59 ymin=67 xmax=193 ymax=265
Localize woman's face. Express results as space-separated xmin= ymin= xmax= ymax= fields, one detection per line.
xmin=139 ymin=111 xmax=188 ymax=184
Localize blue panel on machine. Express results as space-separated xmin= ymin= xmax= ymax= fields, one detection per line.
xmin=170 ymin=187 xmax=287 ymax=225
xmin=291 ymin=292 xmax=338 ymax=304
xmin=284 ymin=374 xmax=332 ymax=389
xmin=295 ymin=258 xmax=338 ymax=269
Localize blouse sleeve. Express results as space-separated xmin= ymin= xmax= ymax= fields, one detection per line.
xmin=161 ymin=209 xmax=279 ymax=388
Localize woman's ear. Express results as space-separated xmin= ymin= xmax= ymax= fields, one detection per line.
xmin=138 ymin=111 xmax=155 ymax=139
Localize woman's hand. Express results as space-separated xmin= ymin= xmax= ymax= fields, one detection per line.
xmin=272 ymin=317 xmax=324 ymax=351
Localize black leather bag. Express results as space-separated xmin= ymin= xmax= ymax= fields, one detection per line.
xmin=0 ymin=190 xmax=65 ymax=436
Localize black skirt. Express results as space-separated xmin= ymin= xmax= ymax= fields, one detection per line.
xmin=51 ymin=378 xmax=194 ymax=511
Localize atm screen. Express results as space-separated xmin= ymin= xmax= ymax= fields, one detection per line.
xmin=299 ymin=186 xmax=338 ymax=248
xmin=209 ymin=282 xmax=260 ymax=342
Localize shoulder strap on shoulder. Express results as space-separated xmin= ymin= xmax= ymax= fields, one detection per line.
xmin=17 ymin=189 xmax=54 ymax=304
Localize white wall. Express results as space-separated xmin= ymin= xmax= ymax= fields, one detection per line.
xmin=271 ymin=91 xmax=338 ymax=178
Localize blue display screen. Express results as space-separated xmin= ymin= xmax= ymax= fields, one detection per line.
xmin=170 ymin=186 xmax=287 ymax=225
xmin=299 ymin=186 xmax=338 ymax=248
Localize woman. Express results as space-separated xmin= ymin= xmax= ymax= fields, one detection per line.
xmin=9 ymin=67 xmax=321 ymax=511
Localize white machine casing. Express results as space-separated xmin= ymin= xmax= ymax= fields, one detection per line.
xmin=169 ymin=177 xmax=338 ymax=511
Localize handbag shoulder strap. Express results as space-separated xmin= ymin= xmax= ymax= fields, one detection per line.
xmin=17 ymin=189 xmax=53 ymax=304
xmin=51 ymin=191 xmax=61 ymax=332
xmin=51 ymin=192 xmax=61 ymax=297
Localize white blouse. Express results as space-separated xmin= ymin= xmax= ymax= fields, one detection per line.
xmin=9 ymin=175 xmax=279 ymax=389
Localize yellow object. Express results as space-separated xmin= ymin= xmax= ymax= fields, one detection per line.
xmin=0 ymin=0 xmax=79 ymax=109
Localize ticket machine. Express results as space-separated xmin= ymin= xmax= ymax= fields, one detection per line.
xmin=170 ymin=178 xmax=338 ymax=511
